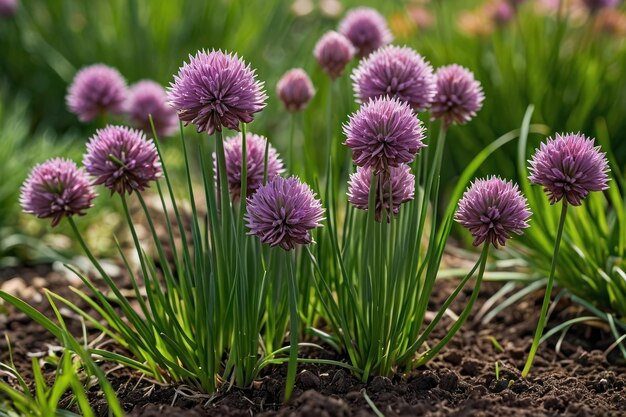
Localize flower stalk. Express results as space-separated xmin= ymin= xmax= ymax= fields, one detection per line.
xmin=522 ymin=200 xmax=568 ymax=377
xmin=415 ymin=243 xmax=490 ymax=367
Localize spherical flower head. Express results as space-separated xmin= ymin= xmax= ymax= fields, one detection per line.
xmin=20 ymin=158 xmax=96 ymax=227
xmin=528 ymin=133 xmax=610 ymax=206
xmin=126 ymin=80 xmax=178 ymax=138
xmin=276 ymin=68 xmax=316 ymax=112
xmin=168 ymin=50 xmax=267 ymax=135
xmin=456 ymin=176 xmax=531 ymax=248
xmin=313 ymin=31 xmax=356 ymax=80
xmin=431 ymin=64 xmax=485 ymax=127
xmin=245 ymin=176 xmax=325 ymax=251
xmin=214 ymin=132 xmax=285 ymax=201
xmin=343 ymin=97 xmax=426 ymax=174
xmin=66 ymin=64 xmax=127 ymax=123
xmin=339 ymin=7 xmax=393 ymax=58
xmin=0 ymin=0 xmax=17 ymax=17
xmin=348 ymin=165 xmax=415 ymax=222
xmin=352 ymin=45 xmax=436 ymax=112
xmin=489 ymin=1 xmax=516 ymax=25
xmin=83 ymin=125 xmax=162 ymax=195
xmin=582 ymin=0 xmax=618 ymax=13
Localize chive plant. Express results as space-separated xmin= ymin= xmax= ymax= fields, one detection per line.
xmin=309 ymin=125 xmax=532 ymax=380
xmin=6 ymin=20 xmax=609 ymax=405
xmin=0 ymin=297 xmax=123 ymax=417
xmin=512 ymin=118 xmax=626 ymax=323
xmin=521 ymin=131 xmax=610 ymax=377
xmin=307 ymin=50 xmax=531 ymax=380
xmin=0 ymin=354 xmax=116 ymax=417
xmin=470 ymin=110 xmax=626 ymax=363
xmin=7 ymin=50 xmax=326 ymax=400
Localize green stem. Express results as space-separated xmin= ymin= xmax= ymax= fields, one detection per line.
xmin=284 ymin=251 xmax=299 ymax=401
xmin=398 ymin=249 xmax=484 ymax=365
xmin=263 ymin=136 xmax=270 ymax=185
xmin=412 ymin=125 xmax=448 ymax=332
xmin=67 ymin=217 xmax=109 ymax=282
xmin=289 ymin=114 xmax=295 ymax=174
xmin=428 ymin=126 xmax=448 ymax=206
xmin=239 ymin=124 xmax=248 ymax=224
xmin=415 ymin=243 xmax=490 ymax=367
xmin=418 ymin=125 xmax=447 ymax=238
xmin=120 ymin=195 xmax=149 ymax=281
xmin=522 ymin=200 xmax=568 ymax=378
xmin=324 ymin=80 xmax=335 ymax=179
xmin=215 ymin=130 xmax=232 ymax=224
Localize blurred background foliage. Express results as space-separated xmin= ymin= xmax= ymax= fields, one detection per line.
xmin=2 ymin=0 xmax=625 ymax=176
xmin=1 ymin=0 xmax=626 ymax=320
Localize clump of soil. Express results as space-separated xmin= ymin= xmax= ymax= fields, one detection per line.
xmin=1 ymin=265 xmax=625 ymax=417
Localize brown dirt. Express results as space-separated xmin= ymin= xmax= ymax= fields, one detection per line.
xmin=1 ymin=264 xmax=625 ymax=417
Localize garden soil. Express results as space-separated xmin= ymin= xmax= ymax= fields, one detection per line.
xmin=1 ymin=263 xmax=625 ymax=417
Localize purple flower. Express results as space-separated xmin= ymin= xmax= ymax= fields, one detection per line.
xmin=347 ymin=164 xmax=415 ymax=222
xmin=431 ymin=64 xmax=485 ymax=127
xmin=168 ymin=50 xmax=267 ymax=135
xmin=0 ymin=0 xmax=17 ymax=17
xmin=343 ymin=97 xmax=426 ymax=173
xmin=339 ymin=7 xmax=393 ymax=58
xmin=352 ymin=45 xmax=436 ymax=111
xmin=83 ymin=125 xmax=161 ymax=195
xmin=214 ymin=132 xmax=285 ymax=201
xmin=126 ymin=80 xmax=178 ymax=138
xmin=528 ymin=133 xmax=610 ymax=206
xmin=245 ymin=176 xmax=324 ymax=251
xmin=20 ymin=158 xmax=96 ymax=227
xmin=582 ymin=0 xmax=619 ymax=13
xmin=66 ymin=64 xmax=127 ymax=122
xmin=490 ymin=1 xmax=516 ymax=25
xmin=314 ymin=31 xmax=356 ymax=80
xmin=276 ymin=68 xmax=315 ymax=112
xmin=456 ymin=176 xmax=531 ymax=248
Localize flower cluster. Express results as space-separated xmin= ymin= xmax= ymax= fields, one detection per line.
xmin=20 ymin=158 xmax=96 ymax=227
xmin=215 ymin=133 xmax=284 ymax=201
xmin=343 ymin=97 xmax=425 ymax=221
xmin=66 ymin=64 xmax=127 ymax=122
xmin=431 ymin=64 xmax=485 ymax=127
xmin=126 ymin=80 xmax=178 ymax=138
xmin=0 ymin=0 xmax=17 ymax=17
xmin=455 ymin=131 xmax=611 ymax=250
xmin=84 ymin=125 xmax=161 ymax=195
xmin=352 ymin=45 xmax=436 ymax=111
xmin=276 ymin=68 xmax=315 ymax=112
xmin=344 ymin=39 xmax=487 ymax=221
xmin=168 ymin=50 xmax=267 ymax=135
xmin=314 ymin=31 xmax=355 ymax=80
xmin=339 ymin=7 xmax=393 ymax=58
xmin=348 ymin=165 xmax=415 ymax=222
xmin=16 ymin=4 xmax=622 ymax=398
xmin=343 ymin=97 xmax=425 ymax=174
xmin=528 ymin=133 xmax=610 ymax=206
xmin=245 ymin=176 xmax=324 ymax=250
xmin=456 ymin=176 xmax=531 ymax=247
xmin=489 ymin=1 xmax=516 ymax=26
